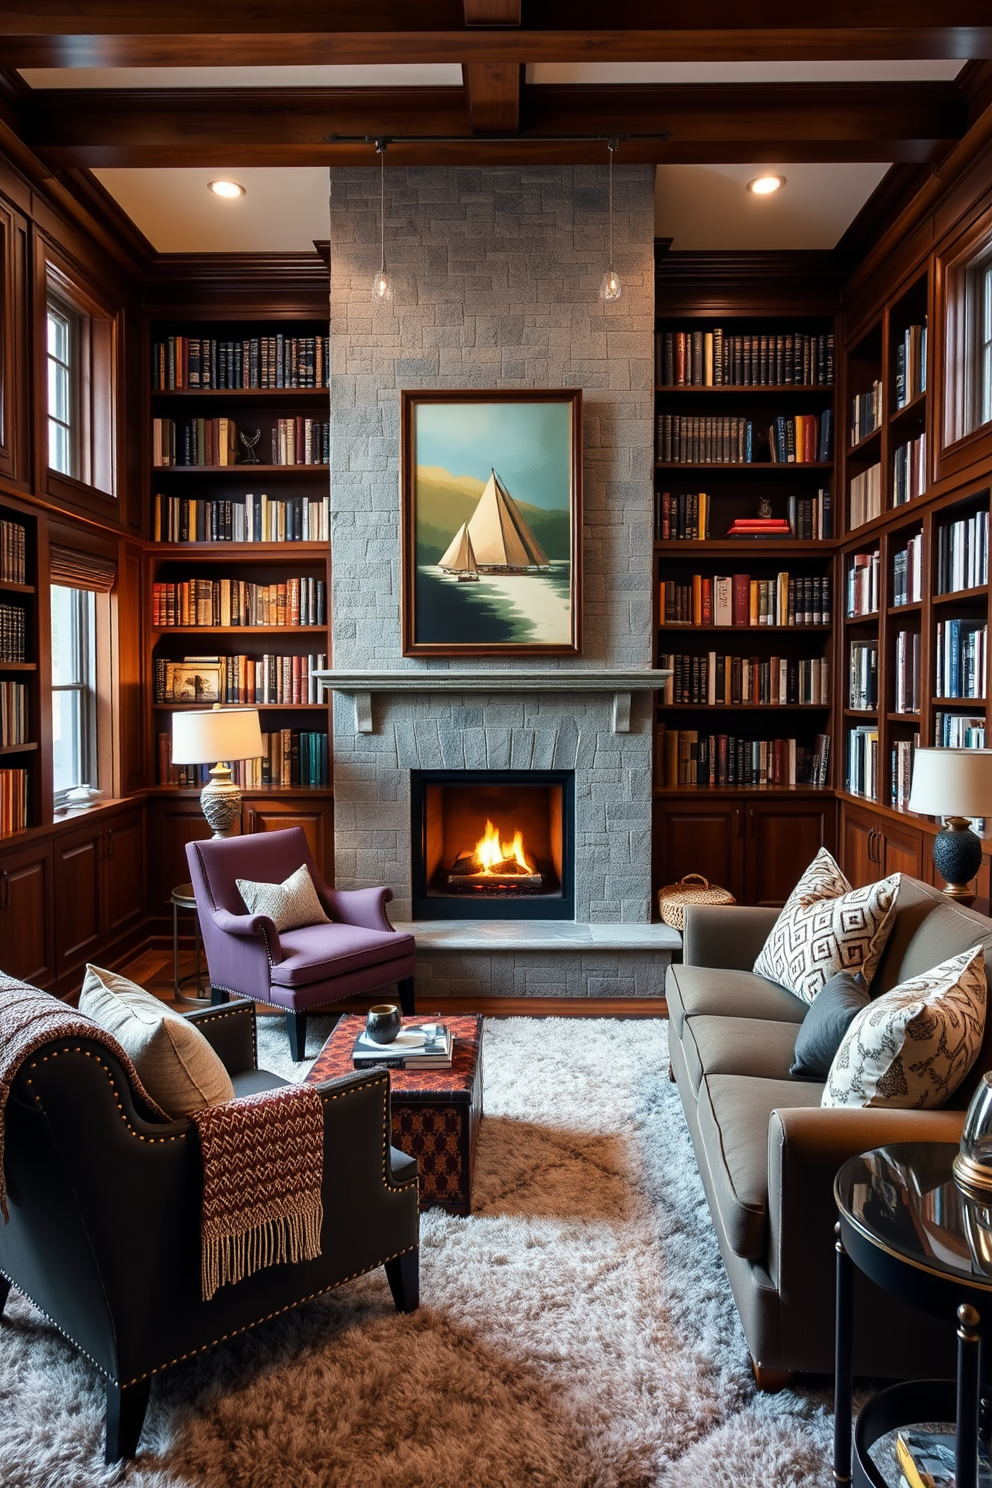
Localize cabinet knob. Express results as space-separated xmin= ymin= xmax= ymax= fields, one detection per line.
xmin=106 ymin=828 xmax=114 ymax=858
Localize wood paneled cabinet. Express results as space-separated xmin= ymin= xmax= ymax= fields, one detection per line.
xmin=654 ymin=793 xmax=836 ymax=908
xmin=241 ymin=795 xmax=333 ymax=875
xmin=52 ymin=803 xmax=145 ymax=982
xmin=0 ymin=840 xmax=55 ymax=986
xmin=840 ymin=801 xmax=924 ymax=887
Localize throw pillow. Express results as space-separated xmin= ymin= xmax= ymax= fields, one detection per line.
xmin=79 ymin=964 xmax=234 ymax=1119
xmin=790 ymin=970 xmax=870 ymax=1080
xmin=753 ymin=873 xmax=900 ymax=1005
xmin=781 ymin=846 xmax=852 ymax=915
xmin=822 ymin=945 xmax=987 ymax=1110
xmin=235 ymin=864 xmax=330 ymax=933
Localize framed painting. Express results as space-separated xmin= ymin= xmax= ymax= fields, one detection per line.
xmin=401 ymin=389 xmax=583 ymax=656
xmin=167 ymin=661 xmax=222 ymax=704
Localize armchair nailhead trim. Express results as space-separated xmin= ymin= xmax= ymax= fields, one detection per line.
xmin=188 ymin=1001 xmax=258 ymax=1068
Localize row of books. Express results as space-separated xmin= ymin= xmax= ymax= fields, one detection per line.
xmin=658 ymin=653 xmax=830 ymax=706
xmin=652 ymin=490 xmax=833 ymax=542
xmin=151 ymin=334 xmax=329 ymax=390
xmin=0 ymin=680 xmax=28 ymax=746
xmin=659 ymin=573 xmax=831 ymax=627
xmin=0 ymin=602 xmax=26 ymax=662
xmin=848 ymin=462 xmax=882 ymax=529
xmin=0 ymin=768 xmax=27 ymax=836
xmin=893 ymin=432 xmax=926 ymax=505
xmin=847 ymin=726 xmax=879 ymax=799
xmin=154 ymin=653 xmax=328 ymax=705
xmin=655 ymin=491 xmax=712 ymax=541
xmin=894 ymin=322 xmax=926 ymax=408
xmin=656 ymin=726 xmax=829 ymax=787
xmin=935 ymin=619 xmax=988 ymax=699
xmin=850 ymin=379 xmax=883 ymax=446
xmin=151 ymin=577 xmax=326 ymax=629
xmin=158 ymin=729 xmax=328 ymax=788
xmin=153 ymin=493 xmax=330 ymax=545
xmin=786 ymin=491 xmax=833 ymax=540
xmin=849 ymin=641 xmax=878 ymax=710
xmin=656 ymin=414 xmax=832 ymax=465
xmin=892 ymin=535 xmax=923 ymax=606
xmin=890 ymin=736 xmax=919 ymax=808
xmin=847 ymin=550 xmax=880 ymax=616
xmin=0 ymin=518 xmax=26 ymax=585
xmin=936 ymin=710 xmax=986 ymax=747
xmin=937 ymin=508 xmax=989 ymax=594
xmin=893 ymin=631 xmax=921 ymax=714
xmin=152 ymin=417 xmax=329 ymax=468
xmin=655 ymin=329 xmax=834 ymax=387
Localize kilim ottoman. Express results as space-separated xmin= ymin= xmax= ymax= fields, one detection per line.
xmin=306 ymin=1014 xmax=483 ymax=1215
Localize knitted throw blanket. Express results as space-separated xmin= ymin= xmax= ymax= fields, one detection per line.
xmin=192 ymin=1083 xmax=324 ymax=1301
xmin=0 ymin=972 xmax=168 ymax=1222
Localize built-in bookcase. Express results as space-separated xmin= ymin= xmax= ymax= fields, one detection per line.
xmin=0 ymin=498 xmax=41 ymax=836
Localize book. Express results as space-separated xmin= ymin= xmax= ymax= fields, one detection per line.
xmin=896 ymin=1428 xmax=992 ymax=1488
xmin=352 ymin=1022 xmax=453 ymax=1070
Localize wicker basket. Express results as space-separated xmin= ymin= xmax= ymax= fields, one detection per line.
xmin=657 ymin=874 xmax=736 ymax=930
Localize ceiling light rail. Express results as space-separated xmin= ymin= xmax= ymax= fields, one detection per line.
xmin=324 ymin=131 xmax=673 ymax=145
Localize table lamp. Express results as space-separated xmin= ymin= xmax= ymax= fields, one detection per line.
xmin=908 ymin=747 xmax=992 ymax=903
xmin=171 ymin=705 xmax=264 ymax=838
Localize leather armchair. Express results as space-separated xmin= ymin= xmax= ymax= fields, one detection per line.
xmin=0 ymin=995 xmax=420 ymax=1464
xmin=187 ymin=827 xmax=416 ymax=1059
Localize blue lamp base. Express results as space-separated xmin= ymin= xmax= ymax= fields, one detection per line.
xmin=932 ymin=816 xmax=983 ymax=903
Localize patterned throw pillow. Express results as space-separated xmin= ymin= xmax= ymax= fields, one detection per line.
xmin=753 ymin=872 xmax=900 ymax=1005
xmin=822 ymin=946 xmax=987 ymax=1110
xmin=779 ymin=846 xmax=852 ymax=916
xmin=236 ymin=864 xmax=330 ymax=932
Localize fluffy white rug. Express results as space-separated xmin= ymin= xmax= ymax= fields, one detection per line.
xmin=0 ymin=1017 xmax=836 ymax=1487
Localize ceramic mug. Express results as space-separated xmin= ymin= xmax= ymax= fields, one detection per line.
xmin=366 ymin=1003 xmax=402 ymax=1045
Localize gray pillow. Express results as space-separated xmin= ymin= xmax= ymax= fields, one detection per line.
xmin=236 ymin=864 xmax=329 ymax=932
xmin=790 ymin=970 xmax=870 ymax=1080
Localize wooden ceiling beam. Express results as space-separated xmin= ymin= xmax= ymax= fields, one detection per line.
xmin=463 ymin=0 xmax=522 ymax=24
xmin=463 ymin=63 xmax=522 ymax=131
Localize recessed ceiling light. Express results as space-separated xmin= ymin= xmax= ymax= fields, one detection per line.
xmin=208 ymin=180 xmax=246 ymax=199
xmin=747 ymin=175 xmax=786 ymax=196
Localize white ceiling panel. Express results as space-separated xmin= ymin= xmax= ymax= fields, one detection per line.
xmin=19 ymin=64 xmax=464 ymax=89
xmin=529 ymin=60 xmax=963 ymax=84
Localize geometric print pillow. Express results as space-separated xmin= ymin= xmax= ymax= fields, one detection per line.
xmin=822 ymin=945 xmax=987 ymax=1109
xmin=235 ymin=864 xmax=330 ymax=933
xmin=780 ymin=846 xmax=852 ymax=917
xmin=753 ymin=872 xmax=900 ymax=1005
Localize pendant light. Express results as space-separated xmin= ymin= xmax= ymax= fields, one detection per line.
xmin=599 ymin=137 xmax=622 ymax=303
xmin=371 ymin=138 xmax=393 ymax=304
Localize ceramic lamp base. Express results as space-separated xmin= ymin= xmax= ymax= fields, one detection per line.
xmin=199 ymin=762 xmax=241 ymax=838
xmin=932 ymin=816 xmax=982 ymax=903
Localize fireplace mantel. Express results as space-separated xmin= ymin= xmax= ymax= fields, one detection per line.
xmin=313 ymin=667 xmax=671 ymax=734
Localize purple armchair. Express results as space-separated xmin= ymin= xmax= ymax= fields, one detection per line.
xmin=186 ymin=828 xmax=415 ymax=1060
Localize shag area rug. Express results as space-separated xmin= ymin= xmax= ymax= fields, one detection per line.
xmin=0 ymin=1017 xmax=836 ymax=1488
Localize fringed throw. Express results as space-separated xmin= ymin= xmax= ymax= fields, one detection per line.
xmin=192 ymin=1083 xmax=324 ymax=1300
xmin=0 ymin=971 xmax=168 ymax=1221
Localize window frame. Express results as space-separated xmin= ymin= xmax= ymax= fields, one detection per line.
xmin=938 ymin=209 xmax=992 ymax=484
xmin=50 ymin=583 xmax=99 ymax=805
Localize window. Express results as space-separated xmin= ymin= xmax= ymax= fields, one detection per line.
xmin=51 ymin=584 xmax=97 ymax=799
xmin=44 ymin=263 xmax=116 ymax=496
xmin=47 ymin=301 xmax=74 ymax=476
xmin=982 ymin=256 xmax=992 ymax=429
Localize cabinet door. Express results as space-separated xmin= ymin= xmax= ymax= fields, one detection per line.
xmin=745 ymin=800 xmax=837 ymax=907
xmin=840 ymin=804 xmax=880 ymax=888
xmin=242 ymin=797 xmax=334 ymax=881
xmin=53 ymin=822 xmax=104 ymax=978
xmin=101 ymin=806 xmax=146 ymax=942
xmin=881 ymin=821 xmax=924 ymax=880
xmin=0 ymin=842 xmax=54 ymax=985
xmin=654 ymin=801 xmax=743 ymax=902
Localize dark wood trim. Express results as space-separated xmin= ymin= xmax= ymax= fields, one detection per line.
xmin=463 ymin=63 xmax=522 ymax=134
xmin=657 ymin=250 xmax=842 ymax=317
xmin=464 ymin=0 xmax=522 ymax=25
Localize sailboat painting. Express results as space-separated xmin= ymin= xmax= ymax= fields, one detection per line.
xmin=401 ymin=389 xmax=583 ymax=655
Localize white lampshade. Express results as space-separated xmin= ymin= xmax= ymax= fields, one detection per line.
xmin=171 ymin=707 xmax=264 ymax=765
xmin=908 ymin=748 xmax=992 ymax=818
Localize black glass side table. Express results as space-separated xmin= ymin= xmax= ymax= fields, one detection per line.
xmin=834 ymin=1143 xmax=992 ymax=1488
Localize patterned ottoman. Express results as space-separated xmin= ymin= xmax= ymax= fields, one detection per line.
xmin=306 ymin=1014 xmax=483 ymax=1215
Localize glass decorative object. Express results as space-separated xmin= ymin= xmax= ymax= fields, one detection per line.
xmin=954 ymin=1071 xmax=992 ymax=1198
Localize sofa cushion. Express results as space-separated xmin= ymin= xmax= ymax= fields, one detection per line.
xmin=776 ymin=846 xmax=851 ymax=916
xmin=236 ymin=864 xmax=329 ymax=933
xmin=79 ymin=964 xmax=235 ymax=1118
xmin=270 ymin=924 xmax=416 ymax=987
xmin=681 ymin=1015 xmax=804 ymax=1094
xmin=823 ymin=945 xmax=987 ymax=1110
xmin=666 ymin=963 xmax=808 ymax=1038
xmin=752 ymin=873 xmax=899 ymax=1004
xmin=697 ymin=1073 xmax=823 ymax=1259
xmin=790 ymin=970 xmax=870 ymax=1080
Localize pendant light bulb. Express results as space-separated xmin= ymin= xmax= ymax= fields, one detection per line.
xmin=371 ymin=139 xmax=393 ymax=305
xmin=599 ymin=137 xmax=622 ymax=303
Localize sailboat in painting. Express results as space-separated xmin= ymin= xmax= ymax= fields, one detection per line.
xmin=437 ymin=468 xmax=550 ymax=577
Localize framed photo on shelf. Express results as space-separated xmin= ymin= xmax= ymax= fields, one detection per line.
xmin=400 ymin=388 xmax=583 ymax=656
xmin=168 ymin=661 xmax=222 ymax=704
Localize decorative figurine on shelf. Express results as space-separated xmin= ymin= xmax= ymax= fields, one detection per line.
xmin=758 ymin=496 xmax=774 ymax=519
xmin=239 ymin=429 xmax=261 ymax=465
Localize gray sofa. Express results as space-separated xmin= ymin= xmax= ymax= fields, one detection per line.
xmin=667 ymin=875 xmax=992 ymax=1385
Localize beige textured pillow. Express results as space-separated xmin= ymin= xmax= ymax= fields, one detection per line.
xmin=79 ymin=964 xmax=234 ymax=1119
xmin=236 ymin=864 xmax=329 ymax=932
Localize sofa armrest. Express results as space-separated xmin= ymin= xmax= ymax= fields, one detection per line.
xmin=322 ymin=885 xmax=396 ymax=933
xmin=210 ymin=906 xmax=282 ymax=958
xmin=184 ymin=1000 xmax=257 ymax=1076
xmin=766 ymin=1104 xmax=965 ymax=1292
xmin=682 ymin=904 xmax=780 ymax=970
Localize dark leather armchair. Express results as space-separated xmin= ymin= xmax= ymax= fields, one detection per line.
xmin=187 ymin=827 xmax=416 ymax=1059
xmin=0 ymin=993 xmax=420 ymax=1464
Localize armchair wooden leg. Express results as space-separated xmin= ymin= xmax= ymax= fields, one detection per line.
xmin=385 ymin=1248 xmax=420 ymax=1314
xmin=287 ymin=1009 xmax=307 ymax=1062
xmin=397 ymin=976 xmax=416 ymax=1015
xmin=752 ymin=1361 xmax=792 ymax=1392
xmin=0 ymin=1273 xmax=11 ymax=1315
xmin=210 ymin=986 xmax=230 ymax=1006
xmin=105 ymin=1378 xmax=151 ymax=1464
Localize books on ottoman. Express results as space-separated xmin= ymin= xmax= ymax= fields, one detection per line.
xmin=352 ymin=1022 xmax=453 ymax=1070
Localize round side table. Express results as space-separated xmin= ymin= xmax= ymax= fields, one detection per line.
xmin=171 ymin=882 xmax=209 ymax=1002
xmin=834 ymin=1143 xmax=992 ymax=1488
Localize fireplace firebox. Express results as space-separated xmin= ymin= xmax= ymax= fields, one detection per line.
xmin=410 ymin=770 xmax=575 ymax=920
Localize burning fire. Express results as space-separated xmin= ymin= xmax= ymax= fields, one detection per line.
xmin=473 ymin=819 xmax=533 ymax=875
